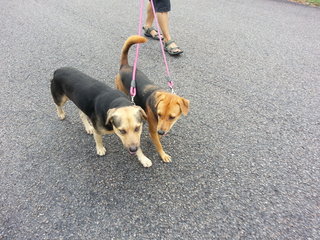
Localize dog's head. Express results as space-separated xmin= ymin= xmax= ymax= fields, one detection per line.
xmin=154 ymin=92 xmax=190 ymax=136
xmin=106 ymin=106 xmax=147 ymax=154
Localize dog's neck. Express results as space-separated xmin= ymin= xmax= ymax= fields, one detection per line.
xmin=110 ymin=97 xmax=132 ymax=109
xmin=146 ymin=91 xmax=165 ymax=120
xmin=143 ymin=88 xmax=162 ymax=102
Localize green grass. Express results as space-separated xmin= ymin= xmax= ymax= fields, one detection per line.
xmin=306 ymin=0 xmax=320 ymax=6
xmin=291 ymin=0 xmax=320 ymax=6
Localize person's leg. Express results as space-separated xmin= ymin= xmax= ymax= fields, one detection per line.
xmin=156 ymin=12 xmax=182 ymax=54
xmin=144 ymin=2 xmax=162 ymax=39
xmin=156 ymin=12 xmax=170 ymax=42
xmin=145 ymin=2 xmax=154 ymax=29
xmin=145 ymin=0 xmax=182 ymax=54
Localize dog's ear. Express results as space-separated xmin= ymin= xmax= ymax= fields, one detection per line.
xmin=178 ymin=97 xmax=190 ymax=116
xmin=135 ymin=106 xmax=147 ymax=120
xmin=106 ymin=108 xmax=117 ymax=125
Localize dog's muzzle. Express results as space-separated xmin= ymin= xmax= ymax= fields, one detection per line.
xmin=129 ymin=146 xmax=138 ymax=155
xmin=157 ymin=130 xmax=165 ymax=136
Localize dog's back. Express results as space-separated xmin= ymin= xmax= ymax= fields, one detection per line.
xmin=53 ymin=67 xmax=110 ymax=100
xmin=51 ymin=67 xmax=127 ymax=118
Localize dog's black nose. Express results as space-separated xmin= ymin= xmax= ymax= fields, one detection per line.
xmin=158 ymin=130 xmax=165 ymax=135
xmin=129 ymin=146 xmax=138 ymax=153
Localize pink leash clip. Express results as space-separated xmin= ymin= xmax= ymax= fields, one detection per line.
xmin=130 ymin=86 xmax=136 ymax=104
xmin=166 ymin=76 xmax=175 ymax=94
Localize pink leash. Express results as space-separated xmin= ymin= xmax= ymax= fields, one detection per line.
xmin=149 ymin=0 xmax=174 ymax=93
xmin=130 ymin=0 xmax=144 ymax=103
xmin=130 ymin=0 xmax=174 ymax=103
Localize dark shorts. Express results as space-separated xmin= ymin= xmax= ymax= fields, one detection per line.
xmin=151 ymin=0 xmax=171 ymax=12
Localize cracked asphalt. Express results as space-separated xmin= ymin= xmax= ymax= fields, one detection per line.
xmin=1 ymin=0 xmax=319 ymax=239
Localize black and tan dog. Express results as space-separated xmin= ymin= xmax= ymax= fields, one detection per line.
xmin=50 ymin=67 xmax=152 ymax=167
xmin=115 ymin=36 xmax=190 ymax=163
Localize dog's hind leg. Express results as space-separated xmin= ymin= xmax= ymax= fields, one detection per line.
xmin=55 ymin=96 xmax=68 ymax=120
xmin=79 ymin=111 xmax=94 ymax=135
xmin=50 ymin=81 xmax=68 ymax=120
xmin=114 ymin=73 xmax=129 ymax=95
xmin=93 ymin=131 xmax=106 ymax=156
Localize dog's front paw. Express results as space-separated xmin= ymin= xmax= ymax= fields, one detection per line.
xmin=136 ymin=149 xmax=152 ymax=167
xmin=161 ymin=153 xmax=172 ymax=163
xmin=85 ymin=126 xmax=94 ymax=135
xmin=138 ymin=154 xmax=152 ymax=167
xmin=96 ymin=146 xmax=106 ymax=156
xmin=140 ymin=156 xmax=153 ymax=168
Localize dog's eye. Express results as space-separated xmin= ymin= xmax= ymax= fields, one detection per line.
xmin=119 ymin=129 xmax=127 ymax=135
xmin=169 ymin=116 xmax=176 ymax=120
xmin=134 ymin=126 xmax=140 ymax=132
xmin=158 ymin=113 xmax=162 ymax=117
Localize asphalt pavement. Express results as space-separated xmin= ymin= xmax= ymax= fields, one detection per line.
xmin=1 ymin=0 xmax=319 ymax=239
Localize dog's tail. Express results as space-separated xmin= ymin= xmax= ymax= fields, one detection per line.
xmin=120 ymin=35 xmax=147 ymax=69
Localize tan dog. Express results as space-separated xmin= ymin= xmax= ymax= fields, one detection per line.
xmin=51 ymin=67 xmax=152 ymax=167
xmin=115 ymin=36 xmax=190 ymax=162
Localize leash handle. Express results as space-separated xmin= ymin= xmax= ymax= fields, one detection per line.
xmin=131 ymin=0 xmax=144 ymax=103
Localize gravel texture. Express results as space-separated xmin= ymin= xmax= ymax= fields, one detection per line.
xmin=0 ymin=0 xmax=319 ymax=239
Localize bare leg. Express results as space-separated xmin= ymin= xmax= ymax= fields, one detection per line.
xmin=144 ymin=2 xmax=163 ymax=39
xmin=156 ymin=12 xmax=171 ymax=42
xmin=145 ymin=2 xmax=182 ymax=54
xmin=156 ymin=12 xmax=182 ymax=54
xmin=145 ymin=2 xmax=154 ymax=29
